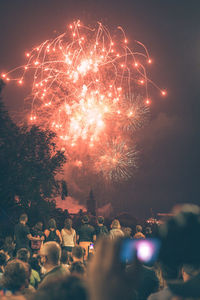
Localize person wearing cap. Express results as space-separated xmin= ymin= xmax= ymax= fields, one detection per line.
xmin=77 ymin=215 xmax=95 ymax=260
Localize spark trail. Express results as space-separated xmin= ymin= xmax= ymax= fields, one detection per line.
xmin=2 ymin=21 xmax=166 ymax=181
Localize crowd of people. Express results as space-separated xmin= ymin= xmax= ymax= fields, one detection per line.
xmin=0 ymin=204 xmax=200 ymax=300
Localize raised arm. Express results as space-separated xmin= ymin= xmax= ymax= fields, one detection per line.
xmin=27 ymin=234 xmax=41 ymax=241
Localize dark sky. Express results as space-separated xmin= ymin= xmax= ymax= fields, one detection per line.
xmin=0 ymin=0 xmax=200 ymax=218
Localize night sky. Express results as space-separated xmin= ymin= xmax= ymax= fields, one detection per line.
xmin=0 ymin=0 xmax=200 ymax=218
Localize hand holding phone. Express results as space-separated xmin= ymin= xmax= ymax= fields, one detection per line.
xmin=120 ymin=238 xmax=161 ymax=265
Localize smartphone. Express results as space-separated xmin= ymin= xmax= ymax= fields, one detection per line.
xmin=89 ymin=243 xmax=94 ymax=250
xmin=120 ymin=238 xmax=161 ymax=265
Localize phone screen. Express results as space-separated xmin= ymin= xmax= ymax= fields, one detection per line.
xmin=120 ymin=238 xmax=161 ymax=264
xmin=89 ymin=243 xmax=94 ymax=250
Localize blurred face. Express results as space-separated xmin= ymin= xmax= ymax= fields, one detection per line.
xmin=182 ymin=269 xmax=190 ymax=282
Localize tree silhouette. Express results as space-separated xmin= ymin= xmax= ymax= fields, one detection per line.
xmin=0 ymin=80 xmax=19 ymax=209
xmin=61 ymin=180 xmax=68 ymax=200
xmin=0 ymin=80 xmax=67 ymax=217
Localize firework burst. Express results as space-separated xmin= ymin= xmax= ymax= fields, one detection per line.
xmin=94 ymin=139 xmax=138 ymax=181
xmin=2 ymin=21 xmax=166 ymax=181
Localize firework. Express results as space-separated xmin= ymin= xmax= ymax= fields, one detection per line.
xmin=2 ymin=21 xmax=166 ymax=181
xmin=94 ymin=139 xmax=138 ymax=181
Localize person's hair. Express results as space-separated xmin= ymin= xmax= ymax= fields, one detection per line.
xmin=20 ymin=213 xmax=28 ymax=222
xmin=159 ymin=204 xmax=200 ymax=266
xmin=41 ymin=241 xmax=61 ymax=265
xmin=0 ymin=251 xmax=7 ymax=266
xmin=145 ymin=227 xmax=152 ymax=234
xmin=123 ymin=227 xmax=132 ymax=237
xmin=35 ymin=222 xmax=43 ymax=231
xmin=61 ymin=249 xmax=69 ymax=264
xmin=16 ymin=248 xmax=30 ymax=263
xmin=70 ymin=262 xmax=86 ymax=276
xmin=33 ymin=275 xmax=88 ymax=300
xmin=98 ymin=216 xmax=104 ymax=225
xmin=1 ymin=259 xmax=28 ymax=292
xmin=82 ymin=215 xmax=89 ymax=224
xmin=48 ymin=218 xmax=57 ymax=229
xmin=72 ymin=246 xmax=84 ymax=259
xmin=136 ymin=225 xmax=142 ymax=233
xmin=64 ymin=218 xmax=72 ymax=230
xmin=182 ymin=264 xmax=200 ymax=277
xmin=111 ymin=219 xmax=121 ymax=229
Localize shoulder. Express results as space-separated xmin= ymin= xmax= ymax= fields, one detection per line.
xmin=44 ymin=229 xmax=50 ymax=236
xmin=32 ymin=269 xmax=41 ymax=281
xmin=88 ymin=225 xmax=95 ymax=230
xmin=46 ymin=265 xmax=67 ymax=278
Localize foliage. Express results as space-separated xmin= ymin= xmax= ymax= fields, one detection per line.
xmin=0 ymin=80 xmax=67 ymax=219
xmin=61 ymin=180 xmax=68 ymax=200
